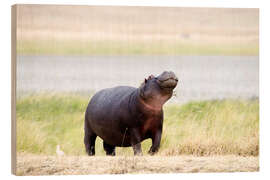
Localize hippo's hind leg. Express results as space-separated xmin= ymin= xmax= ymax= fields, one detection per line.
xmin=84 ymin=118 xmax=97 ymax=156
xmin=84 ymin=133 xmax=96 ymax=156
xmin=103 ymin=141 xmax=116 ymax=156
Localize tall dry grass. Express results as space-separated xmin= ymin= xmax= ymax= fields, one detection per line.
xmin=161 ymin=100 xmax=259 ymax=156
xmin=16 ymin=94 xmax=259 ymax=156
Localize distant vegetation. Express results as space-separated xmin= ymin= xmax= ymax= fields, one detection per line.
xmin=16 ymin=94 xmax=259 ymax=156
xmin=17 ymin=6 xmax=259 ymax=56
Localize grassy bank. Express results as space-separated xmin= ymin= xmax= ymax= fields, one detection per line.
xmin=17 ymin=40 xmax=259 ymax=56
xmin=16 ymin=94 xmax=259 ymax=156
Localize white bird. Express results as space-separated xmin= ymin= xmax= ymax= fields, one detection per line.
xmin=56 ymin=145 xmax=65 ymax=156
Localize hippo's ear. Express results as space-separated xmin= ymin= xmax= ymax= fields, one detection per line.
xmin=148 ymin=75 xmax=155 ymax=80
xmin=145 ymin=78 xmax=148 ymax=83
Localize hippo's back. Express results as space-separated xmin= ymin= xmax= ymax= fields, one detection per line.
xmin=88 ymin=86 xmax=136 ymax=112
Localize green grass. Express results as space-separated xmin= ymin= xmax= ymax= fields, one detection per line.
xmin=16 ymin=94 xmax=259 ymax=156
xmin=17 ymin=40 xmax=259 ymax=56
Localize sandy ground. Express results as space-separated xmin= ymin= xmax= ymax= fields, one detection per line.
xmin=16 ymin=154 xmax=259 ymax=175
xmin=17 ymin=55 xmax=259 ymax=103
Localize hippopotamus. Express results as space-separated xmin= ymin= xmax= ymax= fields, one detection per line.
xmin=84 ymin=71 xmax=178 ymax=156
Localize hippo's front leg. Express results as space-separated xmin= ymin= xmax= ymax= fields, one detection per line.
xmin=148 ymin=129 xmax=162 ymax=155
xmin=132 ymin=143 xmax=142 ymax=156
xmin=129 ymin=128 xmax=143 ymax=155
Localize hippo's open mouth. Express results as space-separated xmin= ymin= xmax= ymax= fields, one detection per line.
xmin=156 ymin=71 xmax=178 ymax=89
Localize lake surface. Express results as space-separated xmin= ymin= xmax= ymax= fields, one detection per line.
xmin=17 ymin=55 xmax=259 ymax=103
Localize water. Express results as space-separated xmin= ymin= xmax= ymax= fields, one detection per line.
xmin=17 ymin=55 xmax=259 ymax=103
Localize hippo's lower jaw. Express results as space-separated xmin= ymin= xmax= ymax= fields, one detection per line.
xmin=157 ymin=78 xmax=178 ymax=89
